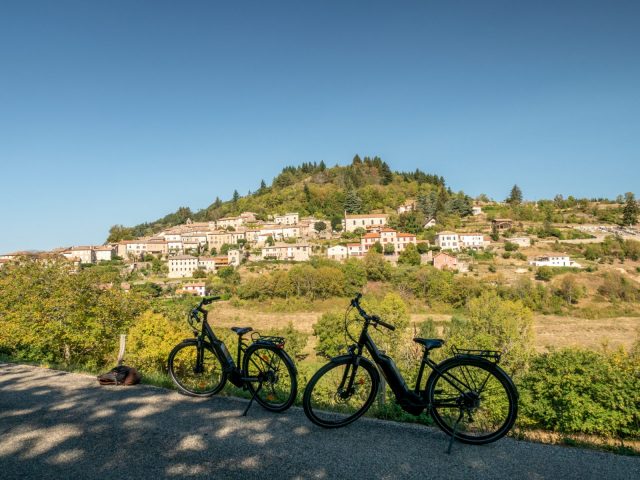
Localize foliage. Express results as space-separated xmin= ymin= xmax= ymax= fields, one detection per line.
xmin=622 ymin=192 xmax=638 ymax=226
xmin=126 ymin=311 xmax=188 ymax=373
xmin=597 ymin=272 xmax=640 ymax=302
xmin=519 ymin=348 xmax=639 ymax=438
xmin=262 ymin=321 xmax=309 ymax=360
xmin=363 ymin=250 xmax=392 ymax=281
xmin=535 ymin=266 xmax=554 ymax=281
xmin=0 ymin=259 xmax=148 ymax=368
xmin=313 ymin=312 xmax=347 ymax=358
xmin=506 ymin=185 xmax=523 ymax=205
xmin=397 ymin=243 xmax=421 ymax=266
xmin=446 ymin=291 xmax=534 ymax=372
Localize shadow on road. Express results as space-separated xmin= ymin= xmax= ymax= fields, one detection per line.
xmin=1 ymin=363 xmax=637 ymax=480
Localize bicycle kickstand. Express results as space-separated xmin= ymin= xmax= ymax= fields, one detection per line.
xmin=446 ymin=409 xmax=465 ymax=454
xmin=242 ymin=381 xmax=263 ymax=417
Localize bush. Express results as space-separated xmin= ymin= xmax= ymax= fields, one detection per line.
xmin=262 ymin=321 xmax=309 ymax=360
xmin=0 ymin=259 xmax=148 ymax=368
xmin=126 ymin=311 xmax=189 ymax=373
xmin=519 ymin=348 xmax=640 ymax=438
xmin=398 ymin=243 xmax=421 ymax=266
xmin=535 ymin=266 xmax=554 ymax=281
xmin=504 ymin=241 xmax=519 ymax=252
xmin=313 ymin=312 xmax=347 ymax=358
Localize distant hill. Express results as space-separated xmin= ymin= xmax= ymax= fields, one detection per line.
xmin=106 ymin=156 xmax=465 ymax=242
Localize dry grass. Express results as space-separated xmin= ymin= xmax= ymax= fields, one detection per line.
xmin=209 ymin=301 xmax=639 ymax=353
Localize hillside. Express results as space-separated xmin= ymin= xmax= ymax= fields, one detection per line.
xmin=106 ymin=155 xmax=630 ymax=244
xmin=106 ymin=156 xmax=459 ymax=242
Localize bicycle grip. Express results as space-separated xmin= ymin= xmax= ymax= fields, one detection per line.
xmin=375 ymin=317 xmax=396 ymax=331
xmin=202 ymin=296 xmax=221 ymax=305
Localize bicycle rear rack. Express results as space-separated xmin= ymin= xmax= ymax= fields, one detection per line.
xmin=452 ymin=346 xmax=501 ymax=363
xmin=250 ymin=333 xmax=286 ymax=349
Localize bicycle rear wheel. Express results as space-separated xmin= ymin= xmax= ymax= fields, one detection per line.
xmin=243 ymin=343 xmax=297 ymax=412
xmin=303 ymin=357 xmax=379 ymax=428
xmin=168 ymin=340 xmax=227 ymax=397
xmin=425 ymin=356 xmax=518 ymax=444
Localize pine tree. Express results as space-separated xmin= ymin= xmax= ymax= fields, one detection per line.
xmin=259 ymin=179 xmax=267 ymax=194
xmin=507 ymin=185 xmax=523 ymax=205
xmin=380 ymin=162 xmax=393 ymax=185
xmin=232 ymin=190 xmax=240 ymax=203
xmin=344 ymin=190 xmax=362 ymax=214
xmin=622 ymin=192 xmax=638 ymax=225
xmin=213 ymin=197 xmax=222 ymax=208
xmin=319 ymin=160 xmax=326 ymax=171
xmin=304 ymin=183 xmax=311 ymax=203
xmin=352 ymin=154 xmax=362 ymax=165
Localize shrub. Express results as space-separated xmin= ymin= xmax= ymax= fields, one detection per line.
xmin=126 ymin=311 xmax=189 ymax=373
xmin=519 ymin=348 xmax=640 ymax=438
xmin=313 ymin=312 xmax=347 ymax=358
xmin=535 ymin=266 xmax=554 ymax=281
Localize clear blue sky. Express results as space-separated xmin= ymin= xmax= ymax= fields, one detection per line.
xmin=1 ymin=1 xmax=638 ymax=253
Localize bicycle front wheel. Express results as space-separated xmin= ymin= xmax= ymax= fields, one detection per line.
xmin=243 ymin=343 xmax=297 ymax=412
xmin=168 ymin=340 xmax=227 ymax=397
xmin=303 ymin=357 xmax=379 ymax=428
xmin=425 ymin=356 xmax=518 ymax=444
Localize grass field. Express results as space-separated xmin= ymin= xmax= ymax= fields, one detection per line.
xmin=208 ymin=301 xmax=639 ymax=355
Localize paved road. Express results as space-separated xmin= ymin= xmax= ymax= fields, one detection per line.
xmin=1 ymin=363 xmax=637 ymax=480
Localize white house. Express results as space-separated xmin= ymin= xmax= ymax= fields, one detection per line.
xmin=343 ymin=214 xmax=388 ymax=233
xmin=509 ymin=237 xmax=531 ymax=248
xmin=435 ymin=232 xmax=460 ymax=252
xmin=197 ymin=257 xmax=217 ymax=273
xmin=261 ymin=243 xmax=311 ymax=261
xmin=472 ymin=206 xmax=483 ymax=216
xmin=257 ymin=225 xmax=300 ymax=244
xmin=178 ymin=282 xmax=206 ymax=297
xmin=274 ymin=212 xmax=299 ymax=225
xmin=227 ymin=249 xmax=241 ymax=267
xmin=458 ymin=233 xmax=487 ymax=249
xmin=94 ymin=246 xmax=115 ymax=262
xmin=424 ymin=218 xmax=437 ymax=228
xmin=63 ymin=246 xmax=95 ymax=264
xmin=168 ymin=255 xmax=200 ymax=278
xmin=360 ymin=228 xmax=417 ymax=253
xmin=327 ymin=245 xmax=348 ymax=260
xmin=529 ymin=255 xmax=571 ymax=267
xmin=347 ymin=243 xmax=363 ymax=257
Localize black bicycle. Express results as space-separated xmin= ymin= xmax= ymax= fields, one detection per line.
xmin=303 ymin=294 xmax=518 ymax=448
xmin=168 ymin=296 xmax=297 ymax=415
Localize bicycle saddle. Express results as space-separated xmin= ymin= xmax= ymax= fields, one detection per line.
xmin=231 ymin=326 xmax=253 ymax=336
xmin=413 ymin=338 xmax=445 ymax=351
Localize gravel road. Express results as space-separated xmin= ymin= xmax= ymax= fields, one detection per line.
xmin=1 ymin=363 xmax=637 ymax=479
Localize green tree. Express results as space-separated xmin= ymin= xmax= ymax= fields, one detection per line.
xmin=380 ymin=161 xmax=393 ymax=185
xmin=383 ymin=243 xmax=395 ymax=255
xmin=0 ymin=259 xmax=147 ymax=367
xmin=314 ymin=221 xmax=327 ymax=233
xmin=446 ymin=291 xmax=534 ymax=372
xmin=507 ymin=184 xmax=523 ymax=205
xmin=344 ymin=190 xmax=362 ymax=214
xmin=232 ymin=190 xmax=240 ymax=203
xmin=363 ymin=250 xmax=392 ymax=281
xmin=535 ymin=266 xmax=554 ymax=281
xmin=622 ymin=192 xmax=638 ymax=225
xmin=398 ymin=243 xmax=421 ymax=266
xmin=313 ymin=312 xmax=346 ymax=358
xmin=331 ymin=216 xmax=343 ymax=232
xmin=372 ymin=242 xmax=383 ymax=254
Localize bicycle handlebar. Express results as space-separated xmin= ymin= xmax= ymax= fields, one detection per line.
xmin=350 ymin=294 xmax=396 ymax=331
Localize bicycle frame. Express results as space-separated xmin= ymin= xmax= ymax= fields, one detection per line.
xmin=195 ymin=307 xmax=261 ymax=388
xmin=348 ymin=317 xmax=493 ymax=415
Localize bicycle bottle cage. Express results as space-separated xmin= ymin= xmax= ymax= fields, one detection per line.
xmin=250 ymin=332 xmax=286 ymax=349
xmin=452 ymin=346 xmax=501 ymax=364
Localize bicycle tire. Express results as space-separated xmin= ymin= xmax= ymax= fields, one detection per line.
xmin=168 ymin=340 xmax=228 ymax=397
xmin=242 ymin=343 xmax=297 ymax=412
xmin=303 ymin=356 xmax=379 ymax=428
xmin=425 ymin=356 xmax=518 ymax=444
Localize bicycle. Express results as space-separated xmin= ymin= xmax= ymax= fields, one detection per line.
xmin=168 ymin=296 xmax=297 ymax=415
xmin=302 ymin=294 xmax=518 ymax=450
